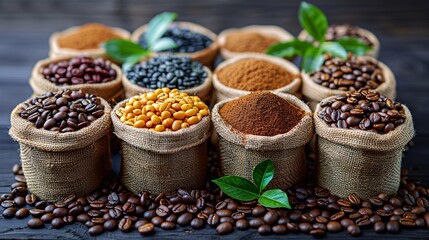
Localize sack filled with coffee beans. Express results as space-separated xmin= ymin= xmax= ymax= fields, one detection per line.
xmin=302 ymin=55 xmax=396 ymax=111
xmin=213 ymin=53 xmax=302 ymax=103
xmin=111 ymin=88 xmax=211 ymax=194
xmin=29 ymin=56 xmax=124 ymax=104
xmin=9 ymin=90 xmax=112 ymax=200
xmin=212 ymin=91 xmax=313 ymax=188
xmin=122 ymin=55 xmax=213 ymax=103
xmin=314 ymin=89 xmax=415 ymax=198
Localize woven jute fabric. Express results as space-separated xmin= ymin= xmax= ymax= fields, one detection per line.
xmin=29 ymin=57 xmax=124 ymax=103
xmin=131 ymin=21 xmax=219 ymax=68
xmin=111 ymin=99 xmax=211 ymax=194
xmin=212 ymin=53 xmax=302 ymax=103
xmin=9 ymin=98 xmax=112 ymax=200
xmin=122 ymin=66 xmax=213 ymax=103
xmin=212 ymin=92 xmax=313 ymax=189
xmin=217 ymin=25 xmax=294 ymax=60
xmin=302 ymin=56 xmax=396 ymax=111
xmin=314 ymin=96 xmax=415 ymax=198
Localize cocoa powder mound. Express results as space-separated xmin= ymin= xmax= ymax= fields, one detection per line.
xmin=224 ymin=31 xmax=279 ymax=53
xmin=219 ymin=91 xmax=304 ymax=136
xmin=215 ymin=59 xmax=294 ymax=91
xmin=58 ymin=23 xmax=123 ymax=50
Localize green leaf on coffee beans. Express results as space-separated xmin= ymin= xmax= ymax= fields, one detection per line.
xmin=103 ymin=39 xmax=148 ymax=63
xmin=253 ymin=160 xmax=274 ymax=194
xmin=258 ymin=189 xmax=291 ymax=209
xmin=145 ymin=12 xmax=177 ymax=50
xmin=320 ymin=42 xmax=347 ymax=59
xmin=151 ymin=37 xmax=178 ymax=52
xmin=122 ymin=52 xmax=150 ymax=72
xmin=302 ymin=47 xmax=325 ymax=73
xmin=299 ymin=1 xmax=328 ymax=43
xmin=212 ymin=176 xmax=259 ymax=201
xmin=336 ymin=37 xmax=372 ymax=56
xmin=266 ymin=39 xmax=312 ymax=57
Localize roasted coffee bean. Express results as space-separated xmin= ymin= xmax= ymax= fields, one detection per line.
xmin=156 ymin=205 xmax=170 ymax=217
xmin=207 ymin=213 xmax=220 ymax=226
xmin=75 ymin=213 xmax=89 ymax=223
xmin=138 ymin=223 xmax=155 ymax=235
xmin=347 ymin=224 xmax=361 ymax=236
xmin=425 ymin=213 xmax=429 ymax=228
xmin=30 ymin=209 xmax=46 ymax=218
xmin=272 ymin=224 xmax=288 ymax=234
xmin=370 ymin=215 xmax=382 ymax=223
xmin=347 ymin=193 xmax=361 ymax=206
xmin=13 ymin=196 xmax=25 ymax=206
xmin=231 ymin=211 xmax=245 ymax=220
xmin=356 ymin=216 xmax=371 ymax=227
xmin=51 ymin=218 xmax=65 ymax=229
xmin=103 ymin=219 xmax=118 ymax=231
xmin=118 ymin=218 xmax=132 ymax=232
xmin=40 ymin=213 xmax=54 ymax=223
xmin=161 ymin=221 xmax=176 ymax=230
xmin=287 ymin=222 xmax=299 ymax=232
xmin=310 ymin=229 xmax=326 ymax=238
xmin=263 ymin=210 xmax=279 ymax=225
xmin=172 ymin=203 xmax=187 ymax=213
xmin=143 ymin=210 xmax=156 ymax=220
xmin=151 ymin=216 xmax=164 ymax=226
xmin=415 ymin=218 xmax=426 ymax=227
xmin=341 ymin=218 xmax=354 ymax=228
xmin=1 ymin=200 xmax=15 ymax=208
xmin=358 ymin=207 xmax=373 ymax=216
xmin=373 ymin=221 xmax=385 ymax=233
xmin=177 ymin=212 xmax=193 ymax=226
xmin=190 ymin=218 xmax=205 ymax=229
xmin=88 ymin=225 xmax=104 ymax=236
xmin=15 ymin=208 xmax=29 ymax=218
xmin=216 ymin=222 xmax=234 ymax=235
xmin=216 ymin=209 xmax=232 ymax=217
xmin=330 ymin=211 xmax=345 ymax=221
xmin=28 ymin=218 xmax=44 ymax=229
xmin=249 ymin=218 xmax=265 ymax=228
xmin=258 ymin=224 xmax=272 ymax=235
xmin=236 ymin=219 xmax=249 ymax=230
xmin=386 ymin=220 xmax=400 ymax=233
xmin=299 ymin=222 xmax=313 ymax=233
xmin=53 ymin=208 xmax=68 ymax=218
xmin=2 ymin=207 xmax=17 ymax=218
xmin=411 ymin=206 xmax=426 ymax=216
xmin=252 ymin=206 xmax=267 ymax=217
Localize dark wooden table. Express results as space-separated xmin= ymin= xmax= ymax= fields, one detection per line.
xmin=1 ymin=0 xmax=428 ymax=239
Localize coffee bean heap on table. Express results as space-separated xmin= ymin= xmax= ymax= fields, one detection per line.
xmin=310 ymin=55 xmax=384 ymax=91
xmin=18 ymin=89 xmax=105 ymax=132
xmin=126 ymin=56 xmax=207 ymax=90
xmin=139 ymin=26 xmax=213 ymax=53
xmin=318 ymin=89 xmax=405 ymax=133
xmin=41 ymin=56 xmax=117 ymax=85
xmin=2 ymin=156 xmax=429 ymax=237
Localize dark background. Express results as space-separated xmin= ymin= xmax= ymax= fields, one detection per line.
xmin=0 ymin=0 xmax=428 ymax=239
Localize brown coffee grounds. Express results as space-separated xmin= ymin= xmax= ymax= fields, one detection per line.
xmin=219 ymin=91 xmax=304 ymax=136
xmin=224 ymin=31 xmax=279 ymax=53
xmin=58 ymin=23 xmax=123 ymax=50
xmin=216 ymin=59 xmax=294 ymax=91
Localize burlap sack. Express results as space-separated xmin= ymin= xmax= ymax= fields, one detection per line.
xmin=212 ymin=92 xmax=313 ymax=189
xmin=314 ymin=96 xmax=415 ymax=198
xmin=298 ymin=25 xmax=380 ymax=58
xmin=122 ymin=65 xmax=213 ymax=103
xmin=302 ymin=56 xmax=396 ymax=111
xmin=29 ymin=56 xmax=124 ymax=103
xmin=131 ymin=21 xmax=219 ymax=68
xmin=49 ymin=26 xmax=130 ymax=60
xmin=218 ymin=25 xmax=294 ymax=60
xmin=111 ymin=99 xmax=211 ymax=194
xmin=9 ymin=98 xmax=112 ymax=200
xmin=213 ymin=53 xmax=302 ymax=103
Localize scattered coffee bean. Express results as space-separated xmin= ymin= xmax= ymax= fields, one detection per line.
xmin=88 ymin=225 xmax=104 ymax=236
xmin=51 ymin=218 xmax=65 ymax=229
xmin=27 ymin=218 xmax=44 ymax=229
xmin=216 ymin=222 xmax=234 ymax=235
xmin=15 ymin=208 xmax=29 ymax=218
xmin=138 ymin=223 xmax=155 ymax=235
xmin=2 ymin=207 xmax=17 ymax=219
xmin=347 ymin=224 xmax=361 ymax=236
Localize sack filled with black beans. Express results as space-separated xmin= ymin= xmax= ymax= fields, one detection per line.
xmin=9 ymin=90 xmax=112 ymax=200
xmin=30 ymin=56 xmax=124 ymax=104
xmin=314 ymin=89 xmax=414 ymax=198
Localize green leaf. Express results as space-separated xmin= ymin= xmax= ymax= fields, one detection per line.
xmin=212 ymin=176 xmax=259 ymax=201
xmin=302 ymin=46 xmax=325 ymax=73
xmin=266 ymin=39 xmax=313 ymax=57
xmin=299 ymin=1 xmax=328 ymax=43
xmin=320 ymin=42 xmax=347 ymax=59
xmin=258 ymin=189 xmax=291 ymax=209
xmin=253 ymin=160 xmax=274 ymax=194
xmin=103 ymin=39 xmax=147 ymax=63
xmin=145 ymin=12 xmax=177 ymax=49
xmin=336 ymin=37 xmax=372 ymax=56
xmin=151 ymin=38 xmax=178 ymax=52
xmin=122 ymin=52 xmax=150 ymax=72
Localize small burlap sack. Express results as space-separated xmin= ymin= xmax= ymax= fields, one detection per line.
xmin=212 ymin=92 xmax=313 ymax=189
xmin=298 ymin=25 xmax=380 ymax=58
xmin=9 ymin=98 xmax=112 ymax=200
xmin=49 ymin=26 xmax=130 ymax=60
xmin=314 ymin=97 xmax=415 ymax=198
xmin=131 ymin=21 xmax=219 ymax=68
xmin=29 ymin=56 xmax=124 ymax=103
xmin=111 ymin=99 xmax=211 ymax=194
xmin=212 ymin=53 xmax=302 ymax=103
xmin=302 ymin=56 xmax=396 ymax=111
xmin=122 ymin=65 xmax=213 ymax=103
xmin=218 ymin=25 xmax=294 ymax=60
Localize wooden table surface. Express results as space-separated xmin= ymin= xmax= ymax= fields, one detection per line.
xmin=1 ymin=0 xmax=428 ymax=239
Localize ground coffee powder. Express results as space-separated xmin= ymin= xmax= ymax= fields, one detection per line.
xmin=219 ymin=91 xmax=304 ymax=136
xmin=224 ymin=31 xmax=279 ymax=53
xmin=58 ymin=23 xmax=123 ymax=50
xmin=216 ymin=59 xmax=294 ymax=91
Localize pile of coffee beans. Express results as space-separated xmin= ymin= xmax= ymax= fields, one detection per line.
xmin=318 ymin=89 xmax=406 ymax=134
xmin=326 ymin=24 xmax=374 ymax=46
xmin=18 ymin=90 xmax=105 ymax=132
xmin=41 ymin=56 xmax=117 ymax=85
xmin=139 ymin=27 xmax=213 ymax=53
xmin=310 ymin=55 xmax=384 ymax=91
xmin=126 ymin=56 xmax=207 ymax=90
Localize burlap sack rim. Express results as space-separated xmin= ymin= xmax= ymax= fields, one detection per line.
xmin=314 ymin=95 xmax=415 ymax=151
xmin=9 ymin=97 xmax=112 ymax=152
xmin=217 ymin=25 xmax=294 ymax=60
xmin=298 ymin=25 xmax=380 ymax=58
xmin=213 ymin=53 xmax=302 ymax=97
xmin=301 ymin=56 xmax=396 ymax=102
xmin=212 ymin=92 xmax=314 ymax=150
xmin=50 ymin=26 xmax=131 ymax=56
xmin=111 ymin=98 xmax=211 ymax=154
